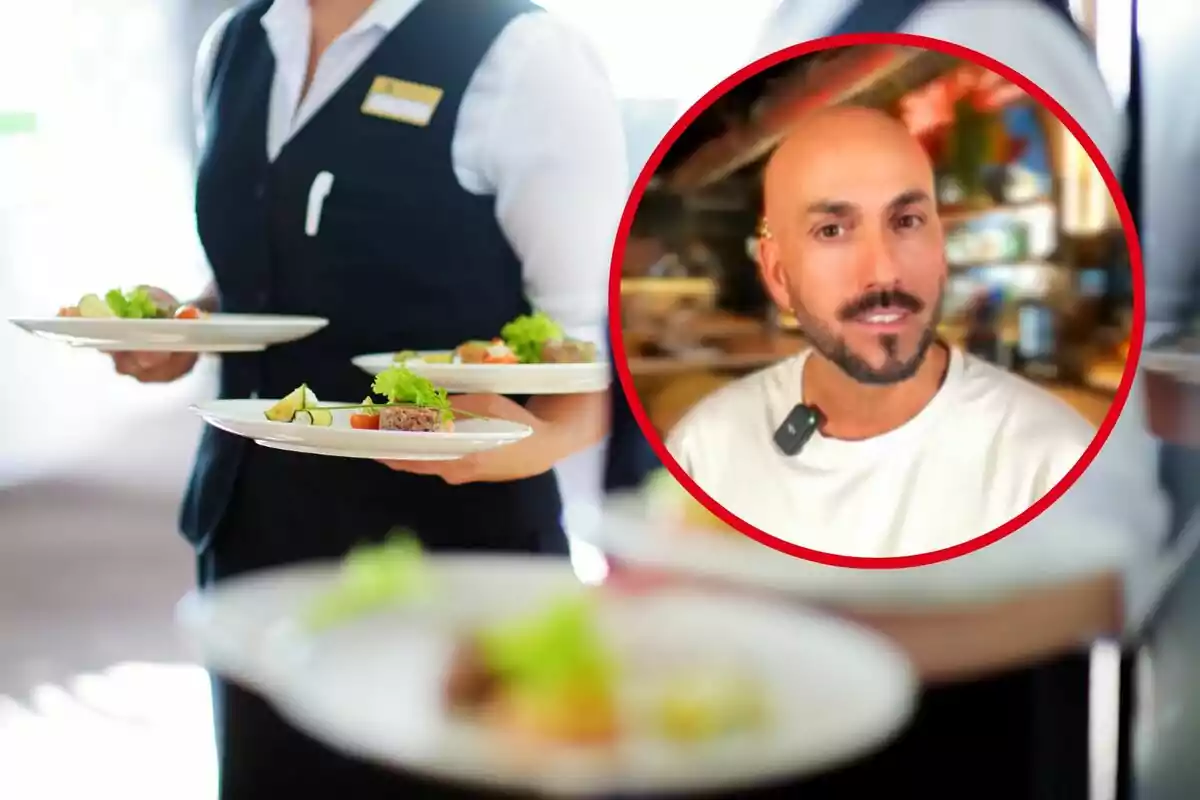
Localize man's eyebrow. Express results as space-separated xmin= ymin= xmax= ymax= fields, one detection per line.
xmin=804 ymin=199 xmax=856 ymax=216
xmin=889 ymin=189 xmax=932 ymax=209
xmin=802 ymin=190 xmax=931 ymax=217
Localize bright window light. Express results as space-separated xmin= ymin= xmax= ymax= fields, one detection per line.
xmin=534 ymin=1 xmax=780 ymax=101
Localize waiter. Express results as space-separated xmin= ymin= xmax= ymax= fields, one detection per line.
xmin=113 ymin=0 xmax=626 ymax=797
xmin=1125 ymin=0 xmax=1200 ymax=796
xmin=710 ymin=1 xmax=1149 ymax=798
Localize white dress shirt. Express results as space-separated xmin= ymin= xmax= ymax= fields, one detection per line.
xmin=193 ymin=0 xmax=627 ymax=552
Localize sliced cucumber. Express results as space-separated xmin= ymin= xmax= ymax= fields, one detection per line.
xmin=265 ymin=384 xmax=309 ymax=422
xmin=307 ymin=408 xmax=333 ymax=426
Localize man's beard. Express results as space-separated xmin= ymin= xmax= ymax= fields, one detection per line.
xmin=792 ymin=285 xmax=944 ymax=386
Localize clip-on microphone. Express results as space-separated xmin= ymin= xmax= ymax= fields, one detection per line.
xmin=773 ymin=404 xmax=825 ymax=456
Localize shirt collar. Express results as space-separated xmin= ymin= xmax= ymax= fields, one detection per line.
xmin=261 ymin=0 xmax=422 ymax=42
xmin=352 ymin=0 xmax=423 ymax=33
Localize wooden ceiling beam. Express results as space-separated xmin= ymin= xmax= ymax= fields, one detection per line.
xmin=666 ymin=45 xmax=926 ymax=191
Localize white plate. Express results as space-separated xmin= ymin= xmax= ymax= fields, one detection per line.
xmin=10 ymin=313 xmax=328 ymax=353
xmin=94 ymin=341 xmax=267 ymax=353
xmin=1142 ymin=347 xmax=1200 ymax=384
xmin=178 ymin=555 xmax=915 ymax=796
xmin=191 ymin=399 xmax=531 ymax=460
xmin=353 ymin=351 xmax=611 ymax=395
xmin=175 ymin=564 xmax=337 ymax=691
xmin=580 ymin=494 xmax=1135 ymax=613
xmin=254 ymin=440 xmax=459 ymax=461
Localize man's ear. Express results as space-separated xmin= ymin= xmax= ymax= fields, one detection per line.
xmin=757 ymin=235 xmax=794 ymax=313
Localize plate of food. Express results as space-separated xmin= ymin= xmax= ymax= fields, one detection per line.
xmin=178 ymin=535 xmax=915 ymax=797
xmin=352 ymin=312 xmax=610 ymax=395
xmin=191 ymin=366 xmax=531 ymax=460
xmin=1142 ymin=328 xmax=1200 ymax=382
xmin=10 ymin=286 xmax=328 ymax=352
xmin=580 ymin=471 xmax=1134 ymax=612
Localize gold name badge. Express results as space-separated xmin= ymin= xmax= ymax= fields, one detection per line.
xmin=361 ymin=76 xmax=445 ymax=127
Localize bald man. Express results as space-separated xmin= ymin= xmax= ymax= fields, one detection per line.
xmin=667 ymin=105 xmax=1095 ymax=558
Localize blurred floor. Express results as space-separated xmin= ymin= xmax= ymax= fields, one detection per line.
xmin=0 ymin=2 xmax=239 ymax=796
xmin=0 ymin=471 xmax=216 ymax=799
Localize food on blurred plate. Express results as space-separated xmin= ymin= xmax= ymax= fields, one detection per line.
xmin=262 ymin=367 xmax=455 ymax=432
xmin=644 ymin=469 xmax=738 ymax=535
xmin=303 ymin=533 xmax=432 ymax=631
xmin=445 ymin=594 xmax=619 ymax=746
xmin=645 ymin=667 xmax=768 ymax=743
xmin=394 ymin=311 xmax=599 ymax=366
xmin=56 ymin=286 xmax=206 ymax=320
xmin=443 ymin=592 xmax=768 ymax=748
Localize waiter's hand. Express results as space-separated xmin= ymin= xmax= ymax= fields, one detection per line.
xmin=109 ymin=287 xmax=199 ymax=383
xmin=112 ymin=351 xmax=199 ymax=383
xmin=379 ymin=394 xmax=566 ymax=484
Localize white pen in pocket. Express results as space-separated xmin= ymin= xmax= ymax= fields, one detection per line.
xmin=306 ymin=171 xmax=335 ymax=237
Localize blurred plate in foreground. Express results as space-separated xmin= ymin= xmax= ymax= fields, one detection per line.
xmin=178 ymin=555 xmax=915 ymax=796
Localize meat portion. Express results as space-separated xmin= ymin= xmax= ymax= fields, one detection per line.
xmin=455 ymin=341 xmax=492 ymax=364
xmin=541 ymin=340 xmax=596 ymax=363
xmin=444 ymin=640 xmax=499 ymax=712
xmin=379 ymin=405 xmax=448 ymax=432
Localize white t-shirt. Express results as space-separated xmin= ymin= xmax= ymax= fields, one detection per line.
xmin=667 ymin=348 xmax=1098 ymax=558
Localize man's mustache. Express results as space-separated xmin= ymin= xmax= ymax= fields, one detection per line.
xmin=838 ymin=288 xmax=925 ymax=321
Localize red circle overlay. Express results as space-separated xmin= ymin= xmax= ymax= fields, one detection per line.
xmin=607 ymin=32 xmax=1145 ymax=570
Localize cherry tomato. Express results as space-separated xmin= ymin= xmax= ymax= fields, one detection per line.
xmin=350 ymin=414 xmax=380 ymax=430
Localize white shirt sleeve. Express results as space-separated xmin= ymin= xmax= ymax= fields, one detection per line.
xmin=193 ymin=8 xmax=238 ymax=152
xmin=454 ymin=13 xmax=628 ymax=356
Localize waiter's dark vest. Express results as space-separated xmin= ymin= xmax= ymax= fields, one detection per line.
xmin=183 ymin=0 xmax=565 ymax=566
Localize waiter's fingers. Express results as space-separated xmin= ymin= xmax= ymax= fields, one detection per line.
xmin=112 ymin=351 xmax=194 ymax=383
xmin=112 ymin=351 xmax=168 ymax=375
xmin=378 ymin=456 xmax=481 ymax=484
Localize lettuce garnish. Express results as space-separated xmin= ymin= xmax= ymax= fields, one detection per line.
xmin=476 ymin=593 xmax=616 ymax=696
xmin=371 ymin=366 xmax=453 ymax=421
xmin=104 ymin=287 xmax=162 ymax=319
xmin=500 ymin=312 xmax=563 ymax=364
